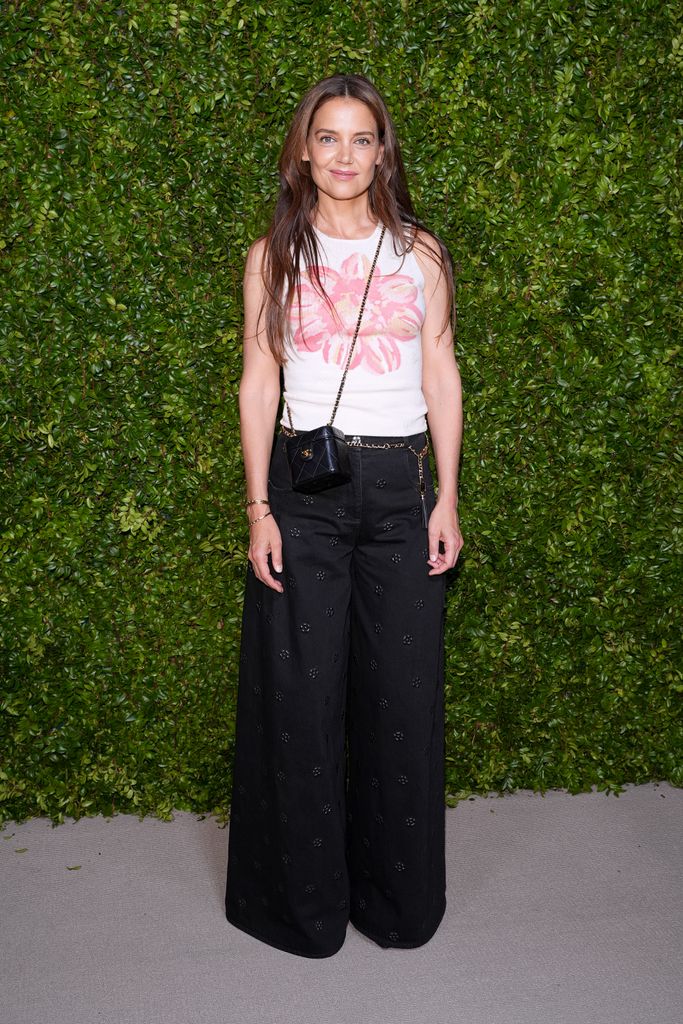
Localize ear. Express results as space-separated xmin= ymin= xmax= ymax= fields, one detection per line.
xmin=375 ymin=142 xmax=385 ymax=167
xmin=301 ymin=142 xmax=310 ymax=163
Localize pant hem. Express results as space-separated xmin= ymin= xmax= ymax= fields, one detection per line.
xmin=349 ymin=897 xmax=447 ymax=950
xmin=225 ymin=907 xmax=346 ymax=959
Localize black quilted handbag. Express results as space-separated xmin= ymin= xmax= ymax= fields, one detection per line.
xmin=285 ymin=425 xmax=351 ymax=494
xmin=284 ymin=226 xmax=386 ymax=494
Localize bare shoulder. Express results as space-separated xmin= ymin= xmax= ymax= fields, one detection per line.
xmin=410 ymin=227 xmax=447 ymax=284
xmin=412 ymin=227 xmax=442 ymax=255
xmin=244 ymin=235 xmax=268 ymax=277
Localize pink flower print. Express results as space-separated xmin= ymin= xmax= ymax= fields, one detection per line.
xmin=290 ymin=252 xmax=423 ymax=374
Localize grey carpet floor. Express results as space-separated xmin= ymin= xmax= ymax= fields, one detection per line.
xmin=1 ymin=782 xmax=681 ymax=1024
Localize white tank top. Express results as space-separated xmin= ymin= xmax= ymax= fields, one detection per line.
xmin=280 ymin=222 xmax=427 ymax=436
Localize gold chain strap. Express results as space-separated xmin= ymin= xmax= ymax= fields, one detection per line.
xmin=328 ymin=226 xmax=386 ymax=428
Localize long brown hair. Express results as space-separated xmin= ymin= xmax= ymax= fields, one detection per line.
xmin=259 ymin=73 xmax=455 ymax=364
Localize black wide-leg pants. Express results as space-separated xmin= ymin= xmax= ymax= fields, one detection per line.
xmin=225 ymin=431 xmax=447 ymax=957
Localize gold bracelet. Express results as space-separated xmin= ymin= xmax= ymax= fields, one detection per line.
xmin=248 ymin=510 xmax=273 ymax=526
xmin=245 ymin=498 xmax=270 ymax=507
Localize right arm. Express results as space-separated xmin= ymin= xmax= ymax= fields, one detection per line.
xmin=239 ymin=237 xmax=284 ymax=593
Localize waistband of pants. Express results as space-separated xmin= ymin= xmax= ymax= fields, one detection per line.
xmin=280 ymin=427 xmax=428 ymax=450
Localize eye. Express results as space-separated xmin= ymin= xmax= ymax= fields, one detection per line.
xmin=356 ymin=137 xmax=372 ymax=146
xmin=319 ymin=135 xmax=336 ymax=143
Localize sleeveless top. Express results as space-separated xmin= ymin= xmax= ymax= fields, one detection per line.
xmin=280 ymin=222 xmax=428 ymax=436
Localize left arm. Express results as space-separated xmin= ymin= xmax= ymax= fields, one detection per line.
xmin=414 ymin=231 xmax=464 ymax=575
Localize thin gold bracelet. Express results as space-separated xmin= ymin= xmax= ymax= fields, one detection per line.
xmin=248 ymin=510 xmax=273 ymax=526
xmin=245 ymin=498 xmax=270 ymax=507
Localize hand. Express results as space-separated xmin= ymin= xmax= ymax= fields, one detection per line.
xmin=248 ymin=514 xmax=284 ymax=593
xmin=427 ymin=499 xmax=463 ymax=575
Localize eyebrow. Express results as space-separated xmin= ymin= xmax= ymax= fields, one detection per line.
xmin=314 ymin=128 xmax=376 ymax=137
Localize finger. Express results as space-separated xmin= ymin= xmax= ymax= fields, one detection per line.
xmin=264 ymin=549 xmax=285 ymax=593
xmin=252 ymin=549 xmax=284 ymax=593
xmin=428 ymin=536 xmax=457 ymax=575
xmin=427 ymin=525 xmax=441 ymax=565
xmin=270 ymin=536 xmax=283 ymax=575
xmin=261 ymin=567 xmax=284 ymax=593
xmin=427 ymin=541 xmax=445 ymax=574
xmin=248 ymin=550 xmax=265 ymax=583
xmin=443 ymin=533 xmax=458 ymax=569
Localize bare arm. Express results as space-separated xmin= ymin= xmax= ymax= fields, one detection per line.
xmin=414 ymin=231 xmax=464 ymax=574
xmin=239 ymin=237 xmax=284 ymax=592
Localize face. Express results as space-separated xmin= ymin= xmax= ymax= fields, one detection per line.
xmin=302 ymin=97 xmax=384 ymax=201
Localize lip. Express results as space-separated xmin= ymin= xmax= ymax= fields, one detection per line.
xmin=330 ymin=170 xmax=358 ymax=179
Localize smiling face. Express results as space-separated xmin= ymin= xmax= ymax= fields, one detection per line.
xmin=302 ymin=96 xmax=384 ymax=204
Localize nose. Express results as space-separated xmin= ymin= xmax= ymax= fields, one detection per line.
xmin=338 ymin=141 xmax=353 ymax=164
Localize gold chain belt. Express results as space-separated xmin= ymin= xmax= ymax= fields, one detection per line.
xmin=280 ymin=427 xmax=430 ymax=526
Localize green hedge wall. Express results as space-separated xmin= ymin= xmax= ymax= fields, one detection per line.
xmin=1 ymin=0 xmax=681 ymax=827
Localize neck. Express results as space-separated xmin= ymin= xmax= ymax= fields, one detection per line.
xmin=312 ymin=195 xmax=378 ymax=239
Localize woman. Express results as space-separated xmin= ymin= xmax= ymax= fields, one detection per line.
xmin=225 ymin=73 xmax=463 ymax=958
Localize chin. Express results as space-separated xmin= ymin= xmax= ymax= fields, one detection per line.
xmin=317 ymin=178 xmax=372 ymax=200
